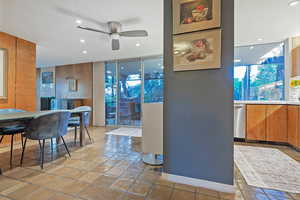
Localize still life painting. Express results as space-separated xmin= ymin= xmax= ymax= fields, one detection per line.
xmin=173 ymin=0 xmax=221 ymax=34
xmin=173 ymin=29 xmax=221 ymax=71
xmin=41 ymin=72 xmax=54 ymax=84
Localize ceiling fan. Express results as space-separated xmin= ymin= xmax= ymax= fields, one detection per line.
xmin=77 ymin=21 xmax=148 ymax=51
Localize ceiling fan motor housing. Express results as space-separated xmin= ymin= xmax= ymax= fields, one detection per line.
xmin=108 ymin=21 xmax=122 ymax=33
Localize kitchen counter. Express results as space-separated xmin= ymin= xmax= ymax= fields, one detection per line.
xmin=234 ymin=101 xmax=300 ymax=105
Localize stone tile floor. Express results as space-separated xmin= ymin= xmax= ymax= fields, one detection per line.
xmin=0 ymin=127 xmax=299 ymax=200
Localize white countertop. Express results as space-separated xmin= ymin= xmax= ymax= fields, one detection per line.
xmin=234 ymin=101 xmax=300 ymax=105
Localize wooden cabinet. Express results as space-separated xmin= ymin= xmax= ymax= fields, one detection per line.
xmin=266 ymin=105 xmax=287 ymax=142
xmin=291 ymin=46 xmax=300 ymax=77
xmin=287 ymin=106 xmax=299 ymax=147
xmin=245 ymin=104 xmax=300 ymax=146
xmin=246 ymin=105 xmax=266 ymax=141
xmin=246 ymin=105 xmax=287 ymax=143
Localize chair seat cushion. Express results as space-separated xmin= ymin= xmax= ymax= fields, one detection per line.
xmin=0 ymin=125 xmax=25 ymax=135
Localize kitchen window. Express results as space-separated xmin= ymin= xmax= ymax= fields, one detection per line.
xmin=234 ymin=42 xmax=285 ymax=101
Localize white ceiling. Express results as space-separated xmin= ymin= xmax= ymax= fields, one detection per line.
xmin=1 ymin=0 xmax=300 ymax=67
xmin=0 ymin=0 xmax=163 ymax=67
xmin=235 ymin=0 xmax=300 ymax=46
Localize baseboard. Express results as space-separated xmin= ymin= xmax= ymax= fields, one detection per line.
xmin=162 ymin=173 xmax=235 ymax=193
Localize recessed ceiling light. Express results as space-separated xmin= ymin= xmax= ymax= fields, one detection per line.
xmin=82 ymin=50 xmax=87 ymax=54
xmin=289 ymin=0 xmax=300 ymax=6
xmin=234 ymin=59 xmax=241 ymax=63
xmin=258 ymin=38 xmax=263 ymax=41
xmin=80 ymin=39 xmax=85 ymax=43
xmin=136 ymin=43 xmax=141 ymax=47
xmin=249 ymin=46 xmax=254 ymax=50
xmin=76 ymin=19 xmax=82 ymax=25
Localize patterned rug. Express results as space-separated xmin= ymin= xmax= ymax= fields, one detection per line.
xmin=105 ymin=127 xmax=142 ymax=137
xmin=234 ymin=145 xmax=300 ymax=193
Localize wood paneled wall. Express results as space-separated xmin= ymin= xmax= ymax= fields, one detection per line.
xmin=0 ymin=32 xmax=36 ymax=146
xmin=0 ymin=32 xmax=17 ymax=108
xmin=15 ymin=38 xmax=36 ymax=112
xmin=0 ymin=32 xmax=36 ymax=111
xmin=55 ymin=63 xmax=93 ymax=100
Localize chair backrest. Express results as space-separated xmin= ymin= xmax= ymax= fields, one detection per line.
xmin=73 ymin=106 xmax=91 ymax=126
xmin=25 ymin=111 xmax=70 ymax=140
xmin=0 ymin=109 xmax=25 ymax=114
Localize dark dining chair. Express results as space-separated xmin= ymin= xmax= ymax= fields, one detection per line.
xmin=0 ymin=109 xmax=26 ymax=168
xmin=20 ymin=111 xmax=71 ymax=169
xmin=68 ymin=106 xmax=92 ymax=144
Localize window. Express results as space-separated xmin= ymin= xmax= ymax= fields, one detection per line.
xmin=234 ymin=42 xmax=285 ymax=101
xmin=105 ymin=62 xmax=117 ymax=125
xmin=143 ymin=57 xmax=164 ymax=103
xmin=104 ymin=56 xmax=164 ymax=126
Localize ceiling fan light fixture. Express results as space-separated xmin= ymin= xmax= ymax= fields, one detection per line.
xmin=75 ymin=19 xmax=82 ymax=25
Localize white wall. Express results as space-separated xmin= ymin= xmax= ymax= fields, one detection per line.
xmin=93 ymin=62 xmax=105 ymax=126
xmin=0 ymin=1 xmax=3 ymax=30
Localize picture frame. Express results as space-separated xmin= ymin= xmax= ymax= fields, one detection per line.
xmin=67 ymin=78 xmax=78 ymax=92
xmin=173 ymin=29 xmax=221 ymax=71
xmin=0 ymin=48 xmax=8 ymax=99
xmin=173 ymin=0 xmax=221 ymax=34
xmin=41 ymin=71 xmax=54 ymax=84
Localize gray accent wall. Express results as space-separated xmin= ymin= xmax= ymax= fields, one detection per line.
xmin=163 ymin=0 xmax=234 ymax=185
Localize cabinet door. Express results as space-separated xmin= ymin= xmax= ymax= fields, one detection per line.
xmin=266 ymin=105 xmax=287 ymax=142
xmin=291 ymin=46 xmax=300 ymax=77
xmin=246 ymin=105 xmax=266 ymax=141
xmin=288 ymin=106 xmax=299 ymax=147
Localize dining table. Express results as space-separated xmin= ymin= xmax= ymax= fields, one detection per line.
xmin=0 ymin=108 xmax=91 ymax=174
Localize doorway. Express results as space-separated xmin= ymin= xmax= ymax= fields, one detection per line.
xmin=105 ymin=56 xmax=164 ymax=127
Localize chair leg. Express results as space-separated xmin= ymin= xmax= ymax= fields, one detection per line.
xmin=74 ymin=126 xmax=77 ymax=144
xmin=0 ymin=135 xmax=4 ymax=144
xmin=85 ymin=126 xmax=92 ymax=143
xmin=50 ymin=138 xmax=53 ymax=152
xmin=61 ymin=136 xmax=71 ymax=157
xmin=20 ymin=137 xmax=27 ymax=165
xmin=40 ymin=139 xmax=45 ymax=169
xmin=21 ymin=134 xmax=24 ymax=148
xmin=38 ymin=140 xmax=42 ymax=151
xmin=10 ymin=135 xmax=14 ymax=168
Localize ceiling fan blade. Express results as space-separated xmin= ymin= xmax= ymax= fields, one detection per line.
xmin=119 ymin=30 xmax=148 ymax=37
xmin=112 ymin=39 xmax=120 ymax=51
xmin=55 ymin=7 xmax=107 ymax=27
xmin=77 ymin=26 xmax=110 ymax=35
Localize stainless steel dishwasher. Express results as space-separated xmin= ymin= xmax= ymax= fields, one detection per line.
xmin=234 ymin=103 xmax=245 ymax=139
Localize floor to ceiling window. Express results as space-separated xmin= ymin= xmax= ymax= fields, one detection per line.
xmin=105 ymin=62 xmax=117 ymax=125
xmin=234 ymin=42 xmax=285 ymax=100
xmin=118 ymin=59 xmax=142 ymax=126
xmin=105 ymin=56 xmax=163 ymax=127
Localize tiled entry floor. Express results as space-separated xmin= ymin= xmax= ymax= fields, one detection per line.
xmin=0 ymin=127 xmax=299 ymax=200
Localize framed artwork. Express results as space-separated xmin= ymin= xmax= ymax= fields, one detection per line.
xmin=173 ymin=0 xmax=221 ymax=34
xmin=67 ymin=78 xmax=78 ymax=92
xmin=41 ymin=71 xmax=54 ymax=84
xmin=173 ymin=29 xmax=221 ymax=71
xmin=0 ymin=48 xmax=7 ymax=99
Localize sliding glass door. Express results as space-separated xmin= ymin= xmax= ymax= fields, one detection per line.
xmin=104 ymin=56 xmax=163 ymax=127
xmin=118 ymin=59 xmax=142 ymax=126
xmin=105 ymin=62 xmax=117 ymax=125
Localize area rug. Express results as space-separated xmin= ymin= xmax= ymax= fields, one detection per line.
xmin=234 ymin=145 xmax=300 ymax=193
xmin=105 ymin=127 xmax=142 ymax=137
